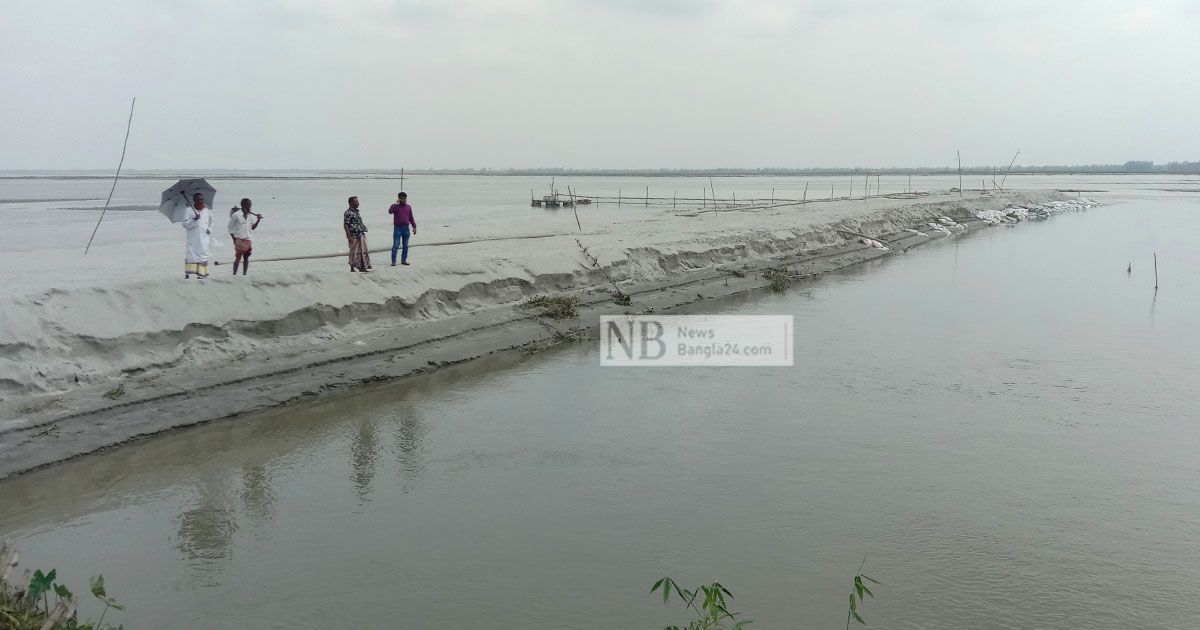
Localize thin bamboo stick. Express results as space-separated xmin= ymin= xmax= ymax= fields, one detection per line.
xmin=568 ymin=186 xmax=582 ymax=232
xmin=85 ymin=97 xmax=136 ymax=255
xmin=957 ymin=150 xmax=963 ymax=196
xmin=999 ymin=149 xmax=1021 ymax=191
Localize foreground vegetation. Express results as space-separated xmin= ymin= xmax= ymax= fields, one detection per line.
xmin=652 ymin=563 xmax=880 ymax=630
xmin=0 ymin=567 xmax=124 ymax=630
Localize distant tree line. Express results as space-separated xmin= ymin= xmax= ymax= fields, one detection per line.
xmin=397 ymin=161 xmax=1200 ymax=177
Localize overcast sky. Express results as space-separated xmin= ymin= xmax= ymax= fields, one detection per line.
xmin=2 ymin=0 xmax=1198 ymax=170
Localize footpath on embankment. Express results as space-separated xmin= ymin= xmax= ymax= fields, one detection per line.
xmin=0 ymin=190 xmax=1097 ymax=479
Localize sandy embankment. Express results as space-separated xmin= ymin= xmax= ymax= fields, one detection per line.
xmin=0 ymin=190 xmax=1082 ymax=478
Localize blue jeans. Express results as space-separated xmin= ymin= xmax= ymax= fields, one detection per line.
xmin=392 ymin=225 xmax=411 ymax=263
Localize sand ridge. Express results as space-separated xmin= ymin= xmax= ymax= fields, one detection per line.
xmin=0 ymin=190 xmax=1088 ymax=478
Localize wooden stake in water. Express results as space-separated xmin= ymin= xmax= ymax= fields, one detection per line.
xmin=1154 ymin=252 xmax=1159 ymax=289
xmin=618 ymin=187 xmax=622 ymax=206
xmin=673 ymin=190 xmax=677 ymax=208
xmin=568 ymin=186 xmax=583 ymax=231
xmin=771 ymin=187 xmax=775 ymax=204
xmin=957 ymin=150 xmax=963 ymax=196
xmin=803 ymin=182 xmax=809 ymax=204
xmin=85 ymin=97 xmax=136 ymax=255
xmin=645 ymin=186 xmax=649 ymax=207
xmin=400 ymin=166 xmax=405 ymax=191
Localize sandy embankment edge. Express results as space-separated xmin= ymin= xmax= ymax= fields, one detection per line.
xmin=0 ymin=191 xmax=1070 ymax=479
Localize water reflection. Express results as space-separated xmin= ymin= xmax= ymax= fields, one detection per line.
xmin=393 ymin=406 xmax=428 ymax=494
xmin=350 ymin=418 xmax=379 ymax=503
xmin=239 ymin=463 xmax=276 ymax=522
xmin=174 ymin=483 xmax=237 ymax=586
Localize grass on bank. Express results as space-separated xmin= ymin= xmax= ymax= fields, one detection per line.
xmin=521 ymin=295 xmax=580 ymax=319
xmin=763 ymin=267 xmax=791 ymax=292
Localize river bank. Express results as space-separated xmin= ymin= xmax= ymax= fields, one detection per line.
xmin=6 ymin=194 xmax=1197 ymax=630
xmin=0 ymin=190 xmax=1086 ymax=478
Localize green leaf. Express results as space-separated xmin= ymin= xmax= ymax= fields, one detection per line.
xmin=90 ymin=575 xmax=107 ymax=599
xmin=849 ymin=593 xmax=857 ymax=612
xmin=860 ymin=574 xmax=881 ymax=585
xmin=855 ymin=576 xmax=864 ymax=600
xmin=652 ymin=578 xmax=666 ymax=595
xmin=861 ymin=583 xmax=874 ymax=599
xmin=27 ymin=569 xmax=56 ymax=603
xmin=852 ymin=609 xmax=866 ymax=625
xmin=54 ymin=583 xmax=73 ymax=600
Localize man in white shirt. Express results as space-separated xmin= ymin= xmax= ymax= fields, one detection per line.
xmin=182 ymin=193 xmax=214 ymax=279
xmin=228 ymin=197 xmax=264 ymax=275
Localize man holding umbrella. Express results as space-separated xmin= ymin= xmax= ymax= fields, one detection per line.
xmin=160 ymin=179 xmax=218 ymax=279
xmin=182 ymin=192 xmax=214 ymax=279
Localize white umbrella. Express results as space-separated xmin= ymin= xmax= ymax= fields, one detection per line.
xmin=159 ymin=178 xmax=216 ymax=223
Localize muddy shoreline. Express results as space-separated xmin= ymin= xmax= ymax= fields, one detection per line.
xmin=0 ymin=191 xmax=1080 ymax=479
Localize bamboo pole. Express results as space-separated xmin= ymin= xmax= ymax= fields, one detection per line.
xmin=618 ymin=187 xmax=622 ymax=206
xmin=568 ymin=186 xmax=582 ymax=232
xmin=957 ymin=150 xmax=963 ymax=196
xmin=771 ymin=187 xmax=775 ymax=204
xmin=999 ymin=149 xmax=1021 ymax=191
xmin=1154 ymin=252 xmax=1159 ymax=289
xmin=84 ymin=97 xmax=136 ymax=255
xmin=673 ymin=190 xmax=677 ymax=208
xmin=645 ymin=185 xmax=649 ymax=207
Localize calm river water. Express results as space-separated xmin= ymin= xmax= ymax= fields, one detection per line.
xmin=1 ymin=193 xmax=1198 ymax=629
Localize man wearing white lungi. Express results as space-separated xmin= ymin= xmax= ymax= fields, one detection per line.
xmin=182 ymin=192 xmax=214 ymax=279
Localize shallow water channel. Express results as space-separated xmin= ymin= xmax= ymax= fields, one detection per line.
xmin=2 ymin=197 xmax=1198 ymax=629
